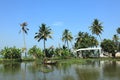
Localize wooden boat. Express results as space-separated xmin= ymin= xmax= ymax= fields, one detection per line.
xmin=43 ymin=60 xmax=57 ymax=65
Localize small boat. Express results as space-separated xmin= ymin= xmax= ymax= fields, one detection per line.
xmin=43 ymin=60 xmax=57 ymax=65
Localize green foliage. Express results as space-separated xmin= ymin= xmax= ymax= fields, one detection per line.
xmin=75 ymin=31 xmax=98 ymax=49
xmin=62 ymin=29 xmax=73 ymax=49
xmin=61 ymin=49 xmax=70 ymax=57
xmin=28 ymin=45 xmax=43 ymax=59
xmin=56 ymin=46 xmax=72 ymax=59
xmin=44 ymin=46 xmax=73 ymax=59
xmin=117 ymin=27 xmax=120 ymax=34
xmin=101 ymin=39 xmax=117 ymax=57
xmin=45 ymin=46 xmax=55 ymax=58
xmin=34 ymin=23 xmax=52 ymax=57
xmin=89 ymin=19 xmax=103 ymax=39
xmin=0 ymin=46 xmax=21 ymax=59
xmin=20 ymin=22 xmax=29 ymax=34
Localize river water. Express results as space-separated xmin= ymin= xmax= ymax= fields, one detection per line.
xmin=0 ymin=60 xmax=120 ymax=80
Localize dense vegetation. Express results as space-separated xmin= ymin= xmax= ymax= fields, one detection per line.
xmin=1 ymin=19 xmax=120 ymax=60
xmin=0 ymin=46 xmax=21 ymax=59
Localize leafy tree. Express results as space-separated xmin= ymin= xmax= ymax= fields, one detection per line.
xmin=34 ymin=23 xmax=52 ymax=57
xmin=0 ymin=46 xmax=21 ymax=59
xmin=62 ymin=29 xmax=73 ymax=49
xmin=75 ymin=31 xmax=98 ymax=58
xmin=75 ymin=31 xmax=98 ymax=49
xmin=28 ymin=45 xmax=43 ymax=59
xmin=19 ymin=22 xmax=29 ymax=57
xmin=89 ymin=19 xmax=103 ymax=41
xmin=101 ymin=39 xmax=117 ymax=57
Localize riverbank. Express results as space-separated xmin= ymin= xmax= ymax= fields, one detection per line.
xmin=0 ymin=57 xmax=120 ymax=64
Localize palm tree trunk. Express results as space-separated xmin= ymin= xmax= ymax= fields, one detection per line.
xmin=43 ymin=39 xmax=46 ymax=57
xmin=22 ymin=31 xmax=27 ymax=57
xmin=67 ymin=41 xmax=69 ymax=49
xmin=98 ymin=35 xmax=102 ymax=47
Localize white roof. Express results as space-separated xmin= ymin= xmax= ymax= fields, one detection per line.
xmin=75 ymin=47 xmax=101 ymax=52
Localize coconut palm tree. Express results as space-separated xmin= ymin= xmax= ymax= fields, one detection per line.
xmin=75 ymin=31 xmax=98 ymax=49
xmin=19 ymin=22 xmax=29 ymax=57
xmin=113 ymin=34 xmax=119 ymax=51
xmin=89 ymin=19 xmax=103 ymax=41
xmin=62 ymin=29 xmax=73 ymax=49
xmin=116 ymin=27 xmax=120 ymax=51
xmin=117 ymin=27 xmax=120 ymax=34
xmin=34 ymin=23 xmax=52 ymax=57
xmin=113 ymin=34 xmax=119 ymax=43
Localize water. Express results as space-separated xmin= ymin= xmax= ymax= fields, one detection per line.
xmin=0 ymin=60 xmax=120 ymax=80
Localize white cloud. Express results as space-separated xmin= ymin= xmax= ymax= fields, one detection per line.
xmin=52 ymin=21 xmax=64 ymax=26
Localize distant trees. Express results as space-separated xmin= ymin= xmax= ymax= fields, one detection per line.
xmin=75 ymin=31 xmax=98 ymax=49
xmin=34 ymin=23 xmax=52 ymax=57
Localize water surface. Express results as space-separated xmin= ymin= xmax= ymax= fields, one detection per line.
xmin=0 ymin=60 xmax=120 ymax=80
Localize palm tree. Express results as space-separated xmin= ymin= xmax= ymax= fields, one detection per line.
xmin=116 ymin=27 xmax=120 ymax=51
xmin=117 ymin=27 xmax=120 ymax=34
xmin=89 ymin=19 xmax=103 ymax=41
xmin=62 ymin=29 xmax=73 ymax=49
xmin=113 ymin=34 xmax=119 ymax=43
xmin=75 ymin=31 xmax=98 ymax=49
xmin=75 ymin=32 xmax=84 ymax=49
xmin=19 ymin=22 xmax=29 ymax=57
xmin=34 ymin=23 xmax=52 ymax=57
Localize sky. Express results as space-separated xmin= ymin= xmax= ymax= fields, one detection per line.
xmin=0 ymin=0 xmax=120 ymax=50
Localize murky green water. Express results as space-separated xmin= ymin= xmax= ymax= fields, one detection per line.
xmin=0 ymin=60 xmax=120 ymax=80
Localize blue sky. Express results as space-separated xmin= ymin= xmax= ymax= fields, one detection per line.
xmin=0 ymin=0 xmax=120 ymax=49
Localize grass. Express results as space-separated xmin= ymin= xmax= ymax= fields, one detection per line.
xmin=0 ymin=57 xmax=120 ymax=64
xmin=55 ymin=57 xmax=120 ymax=64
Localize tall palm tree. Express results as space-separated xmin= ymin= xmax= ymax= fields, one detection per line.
xmin=113 ymin=34 xmax=119 ymax=43
xmin=75 ymin=32 xmax=84 ymax=49
xmin=89 ymin=19 xmax=103 ymax=41
xmin=34 ymin=23 xmax=52 ymax=57
xmin=116 ymin=27 xmax=120 ymax=51
xmin=62 ymin=29 xmax=73 ymax=49
xmin=117 ymin=27 xmax=120 ymax=34
xmin=19 ymin=22 xmax=29 ymax=57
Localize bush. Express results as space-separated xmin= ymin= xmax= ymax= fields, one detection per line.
xmin=0 ymin=46 xmax=21 ymax=59
xmin=28 ymin=45 xmax=43 ymax=59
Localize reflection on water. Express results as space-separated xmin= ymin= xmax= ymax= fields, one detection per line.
xmin=103 ymin=61 xmax=120 ymax=80
xmin=75 ymin=65 xmax=99 ymax=80
xmin=0 ymin=60 xmax=120 ymax=80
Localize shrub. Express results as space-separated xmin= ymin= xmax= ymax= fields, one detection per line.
xmin=28 ymin=45 xmax=43 ymax=59
xmin=0 ymin=46 xmax=21 ymax=59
